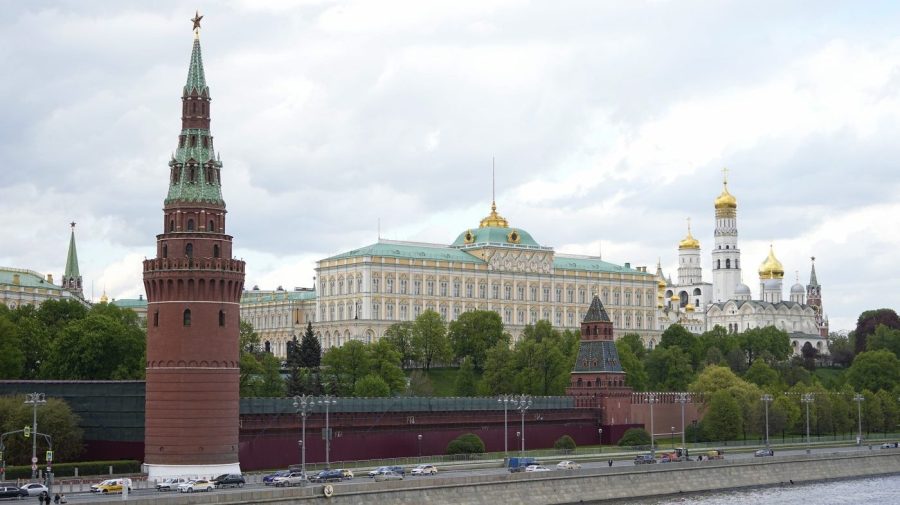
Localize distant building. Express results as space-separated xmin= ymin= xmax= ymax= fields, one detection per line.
xmin=110 ymin=295 xmax=149 ymax=324
xmin=240 ymin=287 xmax=316 ymax=356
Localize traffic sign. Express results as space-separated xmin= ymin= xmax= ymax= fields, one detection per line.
xmin=45 ymin=451 xmax=52 ymax=462
xmin=31 ymin=456 xmax=37 ymax=464
xmin=23 ymin=426 xmax=30 ymax=438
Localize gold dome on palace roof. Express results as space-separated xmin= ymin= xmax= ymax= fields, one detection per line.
xmin=685 ymin=303 xmax=695 ymax=312
xmin=678 ymin=219 xmax=700 ymax=249
xmin=100 ymin=290 xmax=109 ymax=303
xmin=759 ymin=244 xmax=785 ymax=279
xmin=479 ymin=201 xmax=509 ymax=228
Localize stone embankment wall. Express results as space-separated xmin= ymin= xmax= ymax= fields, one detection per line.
xmin=94 ymin=451 xmax=900 ymax=505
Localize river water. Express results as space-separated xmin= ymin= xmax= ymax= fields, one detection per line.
xmin=595 ymin=474 xmax=900 ymax=504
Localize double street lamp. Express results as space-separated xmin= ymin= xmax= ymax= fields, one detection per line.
xmin=292 ymin=395 xmax=313 ymax=477
xmin=318 ymin=396 xmax=337 ymax=468
xmin=498 ymin=395 xmax=514 ymax=458
xmin=24 ymin=393 xmax=46 ymax=480
xmin=801 ymin=393 xmax=814 ymax=454
xmin=761 ymin=394 xmax=773 ymax=449
xmin=675 ymin=393 xmax=688 ymax=452
xmin=515 ymin=395 xmax=533 ymax=454
xmin=853 ymin=393 xmax=864 ymax=446
xmin=647 ymin=393 xmax=658 ymax=457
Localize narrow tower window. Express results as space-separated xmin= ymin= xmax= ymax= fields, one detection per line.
xmin=162 ymin=244 xmax=168 ymax=258
xmin=726 ymin=259 xmax=731 ymax=269
xmin=169 ymin=220 xmax=175 ymax=232
xmin=219 ymin=310 xmax=225 ymax=327
xmin=185 ymin=243 xmax=193 ymax=258
xmin=154 ymin=311 xmax=159 ymax=327
xmin=187 ymin=219 xmax=195 ymax=231
xmin=209 ymin=220 xmax=215 ymax=232
xmin=183 ymin=309 xmax=192 ymax=326
xmin=213 ymin=244 xmax=220 ymax=258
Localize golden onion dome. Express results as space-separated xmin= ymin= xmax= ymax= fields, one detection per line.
xmin=685 ymin=303 xmax=695 ymax=312
xmin=100 ymin=290 xmax=109 ymax=303
xmin=758 ymin=244 xmax=785 ymax=279
xmin=670 ymin=294 xmax=681 ymax=302
xmin=657 ymin=278 xmax=666 ymax=289
xmin=714 ymin=176 xmax=737 ymax=210
xmin=479 ymin=201 xmax=509 ymax=228
xmin=678 ymin=220 xmax=700 ymax=250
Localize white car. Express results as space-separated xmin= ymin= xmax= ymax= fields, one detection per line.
xmin=156 ymin=478 xmax=188 ymax=491
xmin=178 ymin=479 xmax=215 ymax=493
xmin=556 ymin=460 xmax=581 ymax=470
xmin=524 ymin=465 xmax=552 ymax=472
xmin=410 ymin=464 xmax=437 ymax=476
xmin=20 ymin=483 xmax=48 ymax=497
xmin=273 ymin=472 xmax=308 ymax=487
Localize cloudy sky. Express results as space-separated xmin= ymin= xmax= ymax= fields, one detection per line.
xmin=2 ymin=0 xmax=899 ymax=332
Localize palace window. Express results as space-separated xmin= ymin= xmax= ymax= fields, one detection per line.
xmin=518 ymin=310 xmax=525 ymax=324
xmin=440 ymin=281 xmax=447 ymax=297
xmin=492 ymin=284 xmax=499 ymax=299
xmin=530 ymin=310 xmax=537 ymax=324
xmin=567 ymin=288 xmax=574 ymax=303
xmin=556 ymin=288 xmax=562 ymax=303
xmin=504 ymin=308 xmax=512 ymax=324
xmin=453 ymin=306 xmax=460 ymax=320
xmin=505 ymin=285 xmax=512 ymax=300
xmin=625 ymin=292 xmax=631 ymax=306
xmin=567 ymin=312 xmax=574 ymax=327
xmin=372 ymin=302 xmax=379 ymax=318
xmin=386 ymin=278 xmax=393 ymax=293
xmin=428 ymin=281 xmax=435 ymax=296
xmin=579 ymin=289 xmax=585 ymax=304
xmin=556 ymin=311 xmax=562 ymax=326
xmin=413 ymin=280 xmax=421 ymax=295
xmin=543 ymin=287 xmax=550 ymax=302
xmin=466 ymin=283 xmax=473 ymax=298
xmin=386 ymin=303 xmax=394 ymax=320
xmin=531 ymin=286 xmax=537 ymax=301
xmin=373 ymin=278 xmax=380 ymax=293
xmin=479 ymin=284 xmax=487 ymax=299
xmin=414 ymin=304 xmax=421 ymax=318
xmin=183 ymin=309 xmax=192 ymax=326
xmin=400 ymin=279 xmax=408 ymax=294
xmin=400 ymin=304 xmax=408 ymax=320
xmin=453 ymin=281 xmax=460 ymax=297
xmin=440 ymin=306 xmax=448 ymax=320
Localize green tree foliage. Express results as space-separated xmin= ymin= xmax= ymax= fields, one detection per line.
xmin=861 ymin=389 xmax=884 ymax=434
xmin=689 ymin=365 xmax=761 ymax=436
xmin=615 ymin=340 xmax=649 ymax=391
xmin=646 ymin=346 xmax=694 ymax=391
xmin=800 ymin=342 xmax=819 ymax=371
xmin=454 ymin=358 xmax=478 ymax=396
xmin=446 ymin=433 xmax=485 ymax=455
xmin=477 ymin=342 xmax=515 ymax=395
xmin=382 ymin=322 xmax=418 ymax=369
xmin=0 ymin=316 xmax=25 ymax=378
xmin=411 ymin=310 xmax=451 ymax=371
xmin=354 ymin=374 xmax=391 ymax=397
xmin=448 ymin=310 xmax=508 ymax=370
xmin=704 ymin=390 xmax=743 ymax=441
xmin=553 ymin=435 xmax=576 ymax=451
xmin=0 ymin=396 xmax=83 ymax=464
xmin=847 ymin=350 xmax=900 ymax=392
xmin=866 ymin=324 xmax=900 ymax=357
xmin=660 ymin=324 xmax=700 ymax=366
xmin=617 ymin=428 xmax=651 ymax=447
xmin=322 ymin=340 xmax=372 ymax=395
xmin=618 ymin=333 xmax=647 ymax=359
xmin=853 ymin=309 xmax=900 ymax=355
xmin=237 ymin=321 xmax=286 ymax=397
xmin=831 ymin=385 xmax=855 ymax=436
xmin=768 ymin=394 xmax=800 ymax=438
xmin=298 ymin=321 xmax=322 ymax=368
xmin=407 ymin=370 xmax=434 ymax=396
xmin=744 ymin=360 xmax=781 ymax=388
xmin=511 ymin=322 xmax=574 ymax=395
xmin=41 ymin=304 xmax=145 ymax=380
xmin=828 ymin=333 xmax=855 ymax=368
xmin=738 ymin=326 xmax=791 ymax=367
xmin=875 ymin=389 xmax=898 ymax=435
xmin=368 ymin=339 xmax=407 ymax=394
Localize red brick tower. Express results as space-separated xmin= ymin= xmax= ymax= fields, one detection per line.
xmin=566 ymin=296 xmax=632 ymax=439
xmin=142 ymin=13 xmax=245 ymax=478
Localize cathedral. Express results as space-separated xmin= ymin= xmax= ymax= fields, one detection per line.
xmin=658 ymin=174 xmax=829 ymax=354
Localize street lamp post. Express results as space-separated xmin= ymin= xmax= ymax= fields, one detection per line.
xmin=417 ymin=434 xmax=422 ymax=460
xmin=317 ymin=395 xmax=337 ymax=468
xmin=598 ymin=428 xmax=603 ymax=454
xmin=853 ymin=393 xmax=864 ymax=446
xmin=647 ymin=393 xmax=658 ymax=457
xmin=514 ymin=395 xmax=532 ymax=454
xmin=293 ymin=395 xmax=313 ymax=478
xmin=671 ymin=427 xmax=675 ymax=451
xmin=24 ymin=393 xmax=46 ymax=479
xmin=761 ymin=394 xmax=773 ymax=449
xmin=498 ymin=395 xmax=513 ymax=458
xmin=801 ymin=393 xmax=814 ymax=455
xmin=676 ymin=393 xmax=688 ymax=455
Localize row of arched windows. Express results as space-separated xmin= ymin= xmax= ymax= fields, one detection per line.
xmin=151 ymin=308 xmax=227 ymax=328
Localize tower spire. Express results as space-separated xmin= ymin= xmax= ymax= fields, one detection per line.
xmin=63 ymin=221 xmax=83 ymax=297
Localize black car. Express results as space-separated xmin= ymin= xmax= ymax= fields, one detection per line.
xmin=311 ymin=469 xmax=343 ymax=483
xmin=0 ymin=486 xmax=26 ymax=499
xmin=213 ymin=474 xmax=245 ymax=488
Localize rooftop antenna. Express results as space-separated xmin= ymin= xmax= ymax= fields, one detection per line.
xmin=378 ymin=218 xmax=381 ymax=240
xmin=492 ymin=156 xmax=496 ymax=205
xmin=598 ymin=241 xmax=602 ymax=260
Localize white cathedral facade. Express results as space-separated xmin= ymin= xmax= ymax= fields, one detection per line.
xmin=657 ymin=176 xmax=829 ymax=355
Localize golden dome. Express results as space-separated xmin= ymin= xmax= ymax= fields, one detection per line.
xmin=670 ymin=294 xmax=681 ymax=302
xmin=479 ymin=201 xmax=509 ymax=228
xmin=100 ymin=290 xmax=109 ymax=303
xmin=714 ymin=171 xmax=737 ymax=209
xmin=678 ymin=219 xmax=700 ymax=249
xmin=657 ymin=278 xmax=666 ymax=289
xmin=758 ymin=244 xmax=785 ymax=279
xmin=685 ymin=303 xmax=695 ymax=312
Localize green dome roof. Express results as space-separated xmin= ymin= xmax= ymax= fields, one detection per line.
xmin=451 ymin=226 xmax=541 ymax=248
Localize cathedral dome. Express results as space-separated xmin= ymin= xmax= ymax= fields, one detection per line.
xmin=685 ymin=303 xmax=695 ymax=312
xmin=758 ymin=245 xmax=785 ymax=279
xmin=735 ymin=283 xmax=751 ymax=296
xmin=452 ymin=202 xmax=540 ymax=247
xmin=670 ymin=293 xmax=681 ymax=302
xmin=479 ymin=201 xmax=509 ymax=228
xmin=714 ymin=181 xmax=737 ymax=210
xmin=763 ymin=279 xmax=781 ymax=290
xmin=678 ymin=221 xmax=700 ymax=250
xmin=791 ymin=282 xmax=805 ymax=294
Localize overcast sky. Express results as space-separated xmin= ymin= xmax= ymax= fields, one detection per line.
xmin=2 ymin=0 xmax=899 ymax=332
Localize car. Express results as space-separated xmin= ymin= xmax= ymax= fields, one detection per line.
xmin=337 ymin=469 xmax=354 ymax=480
xmin=156 ymin=478 xmax=188 ymax=491
xmin=754 ymin=449 xmax=774 ymax=457
xmin=633 ymin=455 xmax=657 ymax=465
xmin=20 ymin=483 xmax=49 ymax=496
xmin=410 ymin=464 xmax=437 ymax=476
xmin=178 ymin=479 xmax=215 ymax=493
xmin=91 ymin=478 xmax=132 ymax=494
xmin=880 ymin=442 xmax=899 ymax=449
xmin=368 ymin=466 xmax=404 ymax=477
xmin=311 ymin=469 xmax=343 ymax=483
xmin=213 ymin=473 xmax=245 ymax=488
xmin=273 ymin=472 xmax=307 ymax=487
xmin=524 ymin=465 xmax=552 ymax=472
xmin=0 ymin=486 xmax=26 ymax=499
xmin=262 ymin=470 xmax=291 ymax=485
xmin=556 ymin=460 xmax=582 ymax=470
xmin=374 ymin=471 xmax=404 ymax=482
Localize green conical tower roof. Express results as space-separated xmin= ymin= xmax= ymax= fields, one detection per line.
xmin=64 ymin=222 xmax=80 ymax=278
xmin=184 ymin=37 xmax=208 ymax=96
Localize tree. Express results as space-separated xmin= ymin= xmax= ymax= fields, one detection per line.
xmin=769 ymin=394 xmax=800 ymax=438
xmin=615 ymin=340 xmax=649 ymax=391
xmin=512 ymin=322 xmax=575 ymax=396
xmin=0 ymin=316 xmax=25 ymax=379
xmin=298 ymin=321 xmax=322 ymax=368
xmin=738 ymin=326 xmax=791 ymax=366
xmin=828 ymin=333 xmax=855 ymax=368
xmin=645 ymin=346 xmax=694 ymax=391
xmin=744 ymin=360 xmax=780 ymax=388
xmin=354 ymin=374 xmax=391 ymax=397
xmin=867 ymin=324 xmax=900 ymax=357
xmin=861 ymin=389 xmax=884 ymax=434
xmin=411 ymin=310 xmax=451 ymax=371
xmin=800 ymin=342 xmax=818 ymax=371
xmin=617 ymin=428 xmax=651 ymax=447
xmin=407 ymin=370 xmax=434 ymax=396
xmin=704 ymin=390 xmax=743 ymax=441
xmin=321 ymin=340 xmax=371 ymax=395
xmin=554 ymin=435 xmax=576 ymax=451
xmin=689 ymin=365 xmax=761 ymax=437
xmin=876 ymin=389 xmax=898 ymax=435
xmin=446 ymin=433 xmax=485 ymax=455
xmin=853 ymin=309 xmax=900 ymax=355
xmin=368 ymin=339 xmax=407 ymax=394
xmin=0 ymin=396 xmax=83 ymax=464
xmin=478 ymin=342 xmax=515 ymax=395
xmin=383 ymin=322 xmax=418 ymax=369
xmin=448 ymin=310 xmax=507 ymax=370
xmin=240 ymin=320 xmax=260 ymax=353
xmin=618 ymin=333 xmax=647 ymax=359
xmin=847 ymin=350 xmax=900 ymax=392
xmin=455 ymin=358 xmax=478 ymax=396
xmin=254 ymin=352 xmax=287 ymax=397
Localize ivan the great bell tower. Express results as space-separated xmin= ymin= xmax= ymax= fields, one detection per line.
xmin=142 ymin=13 xmax=245 ymax=478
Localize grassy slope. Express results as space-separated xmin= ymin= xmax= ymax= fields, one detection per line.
xmin=406 ymin=367 xmax=483 ymax=397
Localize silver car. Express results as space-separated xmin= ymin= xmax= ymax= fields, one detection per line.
xmin=374 ymin=471 xmax=404 ymax=482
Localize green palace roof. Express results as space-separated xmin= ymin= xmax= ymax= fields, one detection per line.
xmin=323 ymin=241 xmax=485 ymax=264
xmin=111 ymin=298 xmax=148 ymax=309
xmin=0 ymin=268 xmax=61 ymax=290
xmin=242 ymin=290 xmax=318 ymax=303
xmin=553 ymin=255 xmax=644 ymax=274
xmin=451 ymin=226 xmax=544 ymax=249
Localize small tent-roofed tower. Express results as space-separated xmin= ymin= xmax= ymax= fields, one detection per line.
xmin=566 ymin=296 xmax=632 ymax=438
xmin=62 ymin=222 xmax=83 ymax=298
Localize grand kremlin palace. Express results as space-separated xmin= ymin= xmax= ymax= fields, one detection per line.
xmin=241 ymin=202 xmax=660 ymax=357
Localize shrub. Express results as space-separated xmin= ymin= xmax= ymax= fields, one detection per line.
xmin=553 ymin=435 xmax=576 ymax=451
xmin=617 ymin=428 xmax=651 ymax=447
xmin=446 ymin=433 xmax=485 ymax=455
